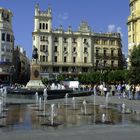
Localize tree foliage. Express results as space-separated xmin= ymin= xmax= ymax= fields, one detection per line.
xmin=129 ymin=45 xmax=140 ymax=83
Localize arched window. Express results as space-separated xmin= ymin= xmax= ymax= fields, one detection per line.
xmin=43 ymin=23 xmax=45 ymax=29
xmin=39 ymin=23 xmax=42 ymax=29
xmin=46 ymin=24 xmax=48 ymax=30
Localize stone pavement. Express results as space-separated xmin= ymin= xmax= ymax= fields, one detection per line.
xmin=0 ymin=95 xmax=140 ymax=140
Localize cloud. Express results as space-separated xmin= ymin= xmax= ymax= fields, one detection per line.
xmin=108 ymin=24 xmax=115 ymax=32
xmin=107 ymin=24 xmax=123 ymax=37
xmin=117 ymin=26 xmax=123 ymax=37
xmin=58 ymin=13 xmax=68 ymax=21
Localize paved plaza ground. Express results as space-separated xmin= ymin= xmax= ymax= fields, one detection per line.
xmin=0 ymin=95 xmax=140 ymax=140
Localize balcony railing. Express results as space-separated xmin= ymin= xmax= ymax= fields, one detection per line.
xmin=95 ymin=53 xmax=119 ymax=59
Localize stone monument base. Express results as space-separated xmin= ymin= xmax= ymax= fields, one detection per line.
xmin=26 ymin=80 xmax=46 ymax=89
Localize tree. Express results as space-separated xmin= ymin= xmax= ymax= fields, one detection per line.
xmin=129 ymin=45 xmax=140 ymax=83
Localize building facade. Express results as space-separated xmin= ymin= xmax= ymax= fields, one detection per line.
xmin=13 ymin=46 xmax=30 ymax=84
xmin=0 ymin=7 xmax=14 ymax=84
xmin=32 ymin=4 xmax=123 ymax=77
xmin=127 ymin=0 xmax=140 ymax=66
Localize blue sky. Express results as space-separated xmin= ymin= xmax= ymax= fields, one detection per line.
xmin=0 ymin=0 xmax=129 ymax=58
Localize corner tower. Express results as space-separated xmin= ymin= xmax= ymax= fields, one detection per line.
xmin=34 ymin=4 xmax=52 ymax=32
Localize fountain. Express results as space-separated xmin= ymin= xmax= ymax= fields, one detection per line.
xmin=83 ymin=100 xmax=87 ymax=115
xmin=101 ymin=113 xmax=106 ymax=123
xmin=35 ymin=92 xmax=39 ymax=107
xmin=0 ymin=90 xmax=136 ymax=130
xmin=41 ymin=103 xmax=62 ymax=127
xmin=65 ymin=93 xmax=69 ymax=105
xmin=0 ymin=97 xmax=6 ymax=127
xmin=105 ymin=92 xmax=109 ymax=108
xmin=38 ymin=97 xmax=42 ymax=111
xmin=72 ymin=97 xmax=76 ymax=109
xmin=122 ymin=103 xmax=126 ymax=114
xmin=51 ymin=104 xmax=55 ymax=125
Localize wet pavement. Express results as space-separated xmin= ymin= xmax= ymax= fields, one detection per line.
xmin=0 ymin=95 xmax=140 ymax=140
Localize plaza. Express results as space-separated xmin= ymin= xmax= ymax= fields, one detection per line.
xmin=0 ymin=0 xmax=140 ymax=139
xmin=0 ymin=94 xmax=140 ymax=140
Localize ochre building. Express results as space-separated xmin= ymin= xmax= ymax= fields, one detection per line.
xmin=127 ymin=0 xmax=140 ymax=66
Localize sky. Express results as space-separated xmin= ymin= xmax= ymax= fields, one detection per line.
xmin=0 ymin=0 xmax=130 ymax=58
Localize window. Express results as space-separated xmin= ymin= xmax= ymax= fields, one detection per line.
xmin=84 ymin=57 xmax=87 ymax=63
xmin=111 ymin=50 xmax=114 ymax=56
xmin=103 ymin=49 xmax=106 ymax=56
xmin=133 ymin=34 xmax=135 ymax=42
xmin=62 ymin=67 xmax=68 ymax=72
xmin=73 ymin=38 xmax=76 ymax=43
xmin=128 ymin=24 xmax=131 ymax=32
xmin=43 ymin=56 xmax=45 ymax=62
xmin=95 ymin=39 xmax=100 ymax=44
xmin=54 ymin=56 xmax=57 ymax=62
xmin=82 ymin=67 xmax=88 ymax=72
xmin=96 ymin=49 xmax=99 ymax=55
xmin=43 ymin=23 xmax=45 ymax=29
xmin=110 ymin=40 xmax=115 ymax=45
xmin=64 ymin=47 xmax=67 ymax=51
xmin=72 ymin=67 xmax=76 ymax=72
xmin=104 ymin=61 xmax=107 ymax=67
xmin=54 ymin=37 xmax=58 ymax=42
xmin=46 ymin=24 xmax=48 ymax=30
xmin=64 ymin=38 xmax=67 ymax=43
xmin=40 ymin=56 xmax=43 ymax=62
xmin=7 ymin=34 xmax=10 ymax=42
xmin=102 ymin=39 xmax=107 ymax=45
xmin=1 ymin=33 xmax=5 ymax=41
xmin=39 ymin=23 xmax=42 ymax=29
xmin=54 ymin=46 xmax=57 ymax=52
xmin=73 ymin=47 xmax=76 ymax=52
xmin=46 ymin=56 xmax=48 ymax=62
xmin=73 ymin=57 xmax=76 ymax=63
xmin=53 ymin=67 xmax=59 ymax=72
xmin=40 ymin=45 xmax=45 ymax=51
xmin=111 ymin=61 xmax=114 ymax=66
xmin=42 ymin=67 xmax=48 ymax=72
xmin=84 ymin=47 xmax=87 ymax=52
xmin=84 ymin=38 xmax=87 ymax=43
xmin=96 ymin=60 xmax=99 ymax=67
xmin=64 ymin=56 xmax=67 ymax=63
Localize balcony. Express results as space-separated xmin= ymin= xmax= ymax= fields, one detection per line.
xmin=63 ymin=42 xmax=68 ymax=46
xmin=110 ymin=54 xmax=118 ymax=59
xmin=63 ymin=51 xmax=68 ymax=56
xmin=83 ymin=51 xmax=88 ymax=57
xmin=54 ymin=51 xmax=59 ymax=56
xmin=72 ymin=42 xmax=77 ymax=47
xmin=95 ymin=53 xmax=102 ymax=59
xmin=127 ymin=12 xmax=140 ymax=23
xmin=72 ymin=51 xmax=77 ymax=57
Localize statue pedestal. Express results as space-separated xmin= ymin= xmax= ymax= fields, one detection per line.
xmin=26 ymin=63 xmax=46 ymax=89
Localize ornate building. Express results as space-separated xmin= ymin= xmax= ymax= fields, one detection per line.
xmin=0 ymin=7 xmax=14 ymax=84
xmin=32 ymin=4 xmax=123 ymax=77
xmin=127 ymin=0 xmax=140 ymax=66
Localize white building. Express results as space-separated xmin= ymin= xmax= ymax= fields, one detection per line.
xmin=32 ymin=4 xmax=123 ymax=77
xmin=0 ymin=7 xmax=14 ymax=84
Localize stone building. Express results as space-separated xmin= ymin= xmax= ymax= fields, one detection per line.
xmin=127 ymin=0 xmax=140 ymax=66
xmin=13 ymin=46 xmax=30 ymax=84
xmin=0 ymin=7 xmax=14 ymax=84
xmin=32 ymin=4 xmax=123 ymax=77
